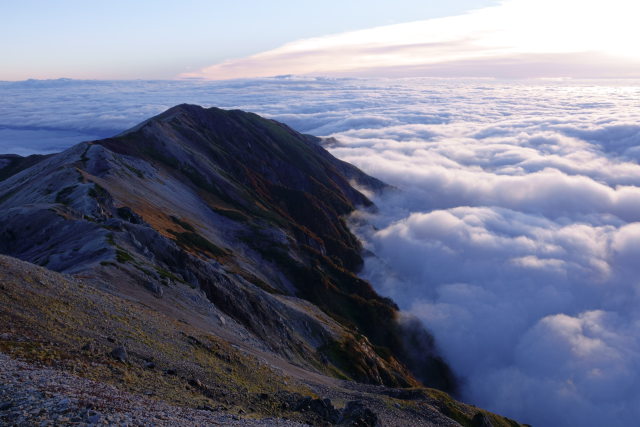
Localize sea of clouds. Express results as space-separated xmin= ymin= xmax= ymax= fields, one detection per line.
xmin=3 ymin=77 xmax=640 ymax=426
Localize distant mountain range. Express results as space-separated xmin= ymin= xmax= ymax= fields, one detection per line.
xmin=0 ymin=105 xmax=523 ymax=426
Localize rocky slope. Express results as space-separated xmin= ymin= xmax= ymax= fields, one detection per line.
xmin=0 ymin=105 xmax=524 ymax=426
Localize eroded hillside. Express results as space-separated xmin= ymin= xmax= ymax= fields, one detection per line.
xmin=0 ymin=105 xmax=524 ymax=426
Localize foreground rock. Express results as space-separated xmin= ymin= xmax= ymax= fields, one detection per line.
xmin=0 ymin=353 xmax=303 ymax=427
xmin=109 ymin=345 xmax=128 ymax=363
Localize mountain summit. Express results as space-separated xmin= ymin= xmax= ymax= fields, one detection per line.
xmin=0 ymin=105 xmax=521 ymax=426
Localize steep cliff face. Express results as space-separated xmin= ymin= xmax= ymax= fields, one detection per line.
xmin=0 ymin=105 xmax=453 ymax=392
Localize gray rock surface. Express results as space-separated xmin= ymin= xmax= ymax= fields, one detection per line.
xmin=109 ymin=345 xmax=128 ymax=363
xmin=0 ymin=353 xmax=305 ymax=426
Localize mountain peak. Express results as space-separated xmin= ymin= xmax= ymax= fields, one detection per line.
xmin=0 ymin=104 xmax=456 ymax=405
xmin=155 ymin=103 xmax=212 ymax=121
xmin=0 ymin=104 xmax=528 ymax=426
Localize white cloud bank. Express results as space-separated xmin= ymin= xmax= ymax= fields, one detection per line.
xmin=183 ymin=0 xmax=640 ymax=79
xmin=4 ymin=77 xmax=640 ymax=426
xmin=332 ymin=82 xmax=640 ymax=426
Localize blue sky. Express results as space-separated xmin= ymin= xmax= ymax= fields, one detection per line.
xmin=0 ymin=0 xmax=498 ymax=80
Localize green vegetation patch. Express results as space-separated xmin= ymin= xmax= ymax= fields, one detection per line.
xmin=116 ymin=248 xmax=133 ymax=263
xmin=106 ymin=233 xmax=115 ymax=246
xmin=155 ymin=266 xmax=185 ymax=284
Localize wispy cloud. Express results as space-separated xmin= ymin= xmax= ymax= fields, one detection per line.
xmin=183 ymin=0 xmax=640 ymax=79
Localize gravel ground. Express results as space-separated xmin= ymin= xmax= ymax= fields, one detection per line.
xmin=0 ymin=353 xmax=307 ymax=426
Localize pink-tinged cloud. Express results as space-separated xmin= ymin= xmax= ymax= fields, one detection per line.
xmin=182 ymin=0 xmax=640 ymax=80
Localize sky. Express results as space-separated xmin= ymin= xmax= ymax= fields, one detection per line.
xmin=0 ymin=0 xmax=497 ymax=80
xmin=3 ymin=0 xmax=640 ymax=80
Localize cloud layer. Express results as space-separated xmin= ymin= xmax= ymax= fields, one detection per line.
xmin=182 ymin=0 xmax=640 ymax=79
xmin=3 ymin=77 xmax=640 ymax=426
xmin=330 ymin=81 xmax=640 ymax=426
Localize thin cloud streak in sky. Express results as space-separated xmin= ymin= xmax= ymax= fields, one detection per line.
xmin=183 ymin=0 xmax=640 ymax=79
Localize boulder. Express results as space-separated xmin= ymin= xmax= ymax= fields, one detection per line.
xmin=109 ymin=345 xmax=128 ymax=363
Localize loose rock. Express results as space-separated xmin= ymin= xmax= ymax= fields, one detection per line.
xmin=109 ymin=345 xmax=128 ymax=363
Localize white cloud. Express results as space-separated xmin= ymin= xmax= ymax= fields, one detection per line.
xmin=182 ymin=0 xmax=640 ymax=79
xmin=4 ymin=77 xmax=640 ymax=425
xmin=355 ymin=203 xmax=640 ymax=426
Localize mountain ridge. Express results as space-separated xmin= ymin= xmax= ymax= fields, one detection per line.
xmin=0 ymin=105 xmax=523 ymax=426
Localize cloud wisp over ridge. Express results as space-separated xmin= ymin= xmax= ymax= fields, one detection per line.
xmin=183 ymin=0 xmax=640 ymax=80
xmin=3 ymin=77 xmax=640 ymax=425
